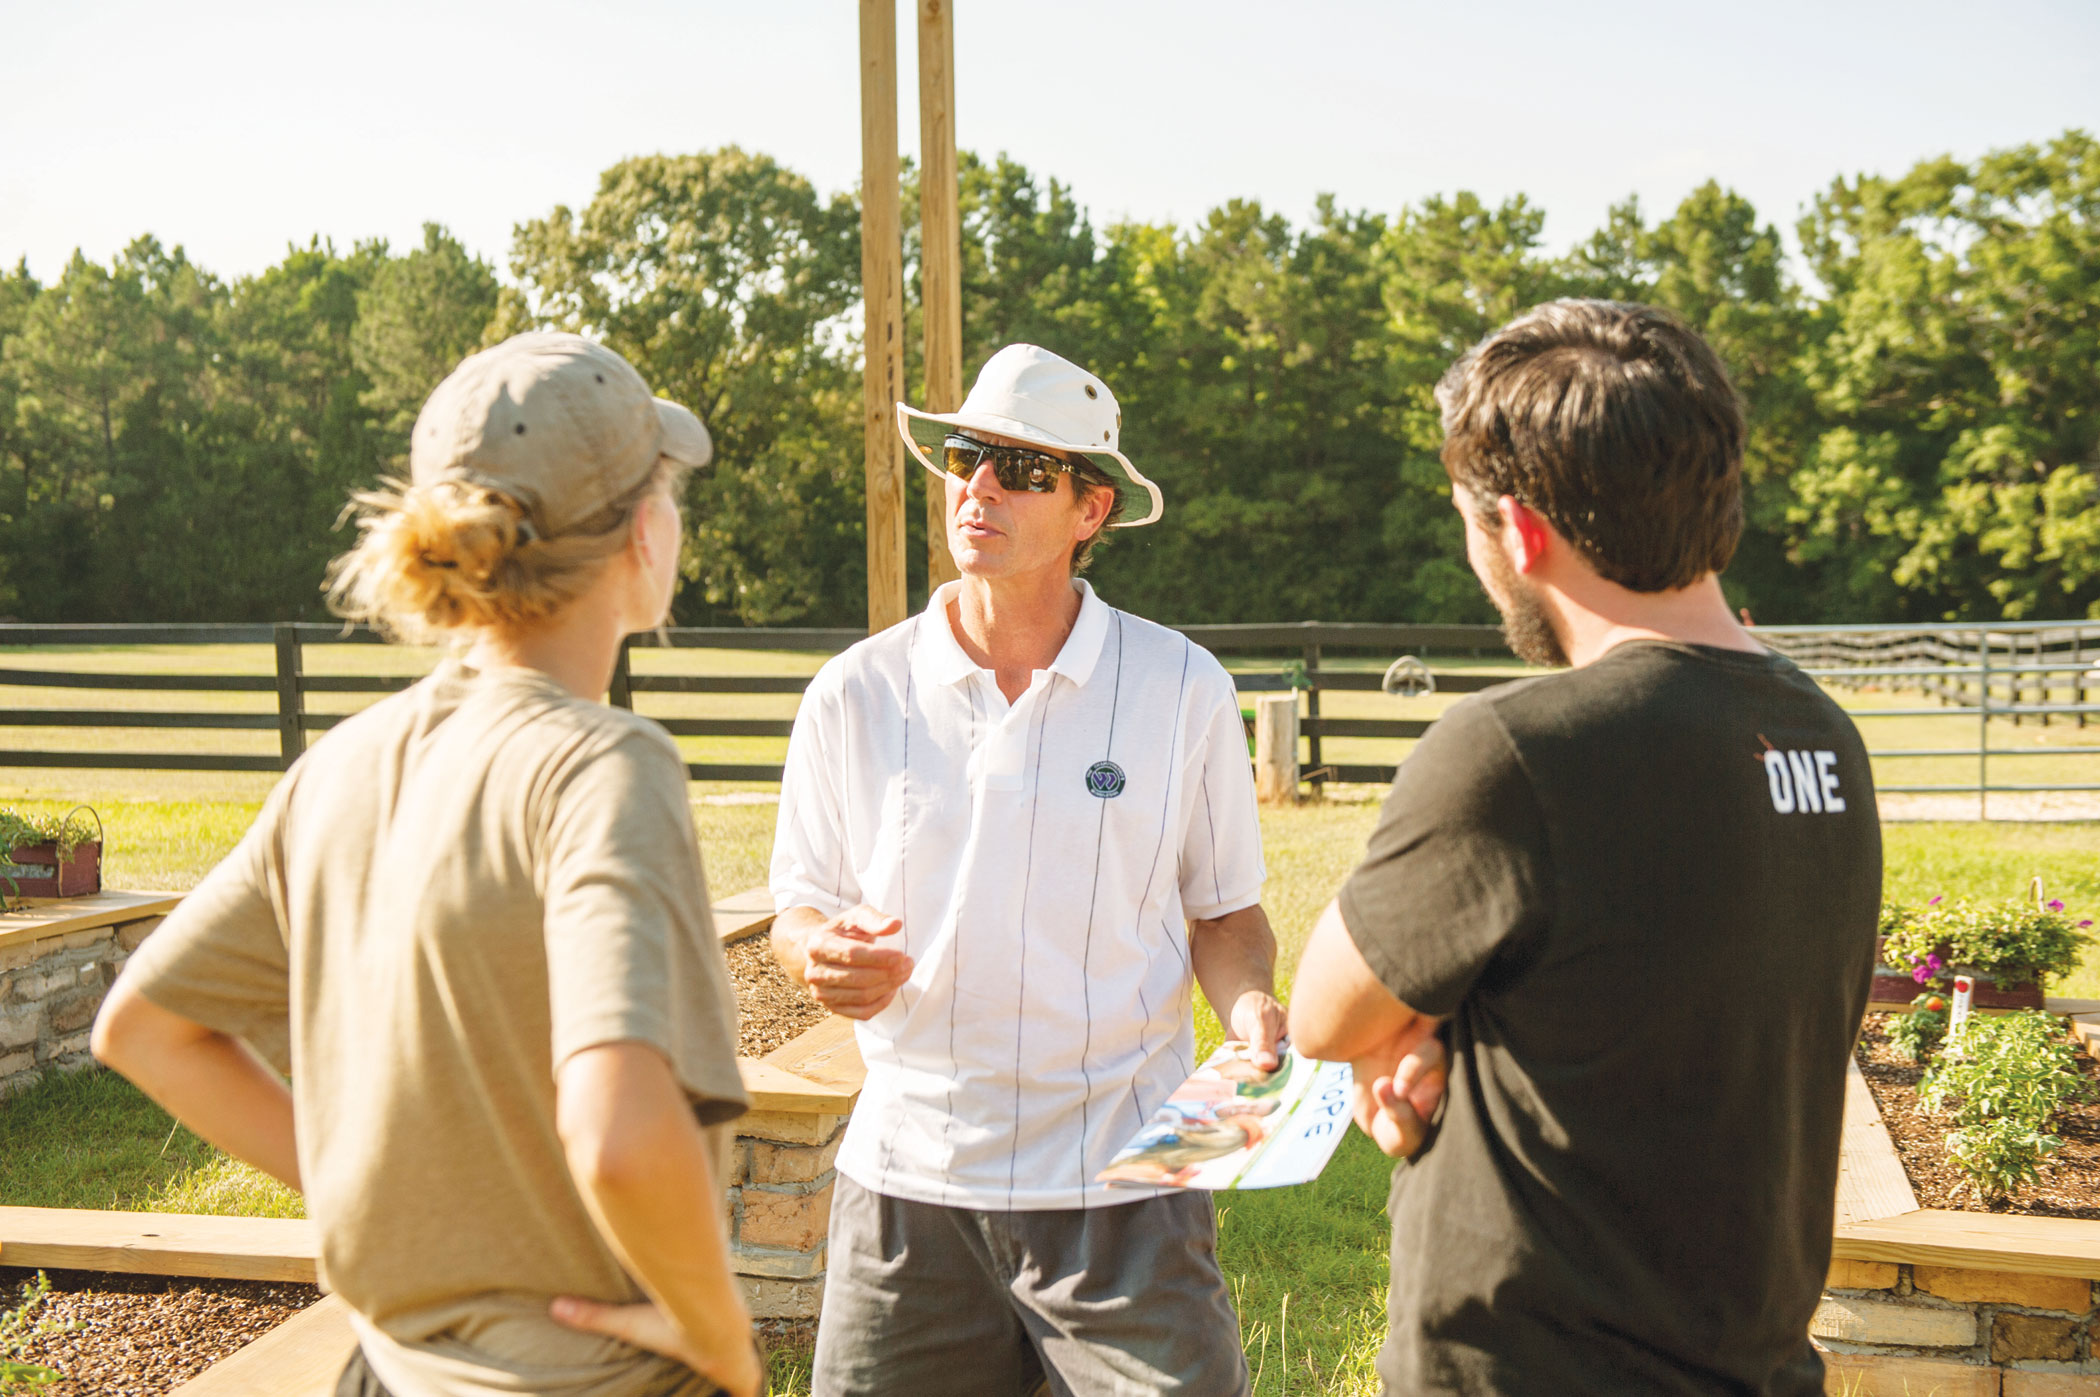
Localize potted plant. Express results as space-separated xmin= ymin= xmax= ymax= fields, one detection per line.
xmin=1874 ymin=882 xmax=2093 ymax=1012
xmin=0 ymin=806 xmax=102 ymax=908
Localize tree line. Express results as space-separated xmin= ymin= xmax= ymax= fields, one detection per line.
xmin=2 ymin=130 xmax=2095 ymax=627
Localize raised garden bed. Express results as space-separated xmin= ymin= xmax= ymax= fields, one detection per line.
xmin=1821 ymin=999 xmax=2100 ymax=1388
xmin=0 ymin=1266 xmax=318 ymax=1397
xmin=1857 ymin=1011 xmax=2100 ymax=1219
xmin=1 ymin=892 xmax=180 ymax=1100
xmin=729 ymin=935 xmax=827 ymax=1058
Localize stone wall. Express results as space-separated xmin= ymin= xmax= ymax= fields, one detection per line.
xmin=1817 ymin=1258 xmax=2100 ymax=1394
xmin=727 ymin=1107 xmax=849 ymax=1320
xmin=714 ymin=948 xmax=864 ymax=1327
xmin=0 ymin=913 xmax=162 ymax=1098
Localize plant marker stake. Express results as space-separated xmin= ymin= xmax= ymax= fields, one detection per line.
xmin=1947 ymin=975 xmax=1975 ymax=1055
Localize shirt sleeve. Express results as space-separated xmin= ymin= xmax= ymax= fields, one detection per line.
xmin=771 ymin=668 xmax=862 ymax=918
xmin=1178 ymin=670 xmax=1266 ymax=921
xmin=1337 ymin=696 xmax=1551 ymax=1017
xmin=116 ymin=780 xmax=294 ymax=1074
xmin=540 ymin=730 xmax=749 ymax=1126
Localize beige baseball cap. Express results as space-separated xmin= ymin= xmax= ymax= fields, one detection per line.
xmin=410 ymin=331 xmax=711 ymax=535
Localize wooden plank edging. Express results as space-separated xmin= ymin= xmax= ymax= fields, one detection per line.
xmin=0 ymin=891 xmax=181 ymax=954
xmin=713 ymin=888 xmax=775 ymax=946
xmin=1835 ymin=1208 xmax=2100 ymax=1279
xmin=0 ymin=1207 xmax=316 ymax=1282
xmin=763 ymin=1015 xmax=862 ymax=1098
xmin=0 ymin=889 xmax=772 ymax=954
xmin=1835 ymin=1057 xmax=1918 ymax=1227
xmin=738 ymin=1056 xmax=856 ymax=1114
xmin=167 ymin=1294 xmax=355 ymax=1397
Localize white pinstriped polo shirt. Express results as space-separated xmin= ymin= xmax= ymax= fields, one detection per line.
xmin=771 ymin=580 xmax=1265 ymax=1210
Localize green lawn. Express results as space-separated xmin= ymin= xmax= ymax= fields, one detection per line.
xmin=0 ymin=1068 xmax=301 ymax=1217
xmin=9 ymin=751 xmax=2100 ymax=1391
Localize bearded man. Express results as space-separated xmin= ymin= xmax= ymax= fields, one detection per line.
xmin=1290 ymin=300 xmax=1882 ymax=1396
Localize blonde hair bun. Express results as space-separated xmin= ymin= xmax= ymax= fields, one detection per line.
xmin=325 ymin=462 xmax=679 ymax=642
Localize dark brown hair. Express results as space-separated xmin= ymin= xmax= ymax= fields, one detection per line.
xmin=1436 ymin=299 xmax=1745 ymax=592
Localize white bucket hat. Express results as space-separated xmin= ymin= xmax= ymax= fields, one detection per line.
xmin=895 ymin=344 xmax=1164 ymax=527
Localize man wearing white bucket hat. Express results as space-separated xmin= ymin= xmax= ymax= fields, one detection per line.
xmin=770 ymin=344 xmax=1277 ymax=1395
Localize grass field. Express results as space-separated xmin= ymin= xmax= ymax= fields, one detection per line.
xmin=9 ymin=646 xmax=2100 ymax=1392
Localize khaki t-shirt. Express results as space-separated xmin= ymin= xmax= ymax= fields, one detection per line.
xmin=117 ymin=659 xmax=749 ymax=1397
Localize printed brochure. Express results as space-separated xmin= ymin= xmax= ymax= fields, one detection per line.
xmin=1096 ymin=1041 xmax=1353 ymax=1190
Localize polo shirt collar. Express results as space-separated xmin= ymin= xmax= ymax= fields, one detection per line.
xmin=917 ymin=579 xmax=1113 ymax=691
xmin=1050 ymin=580 xmax=1111 ymax=688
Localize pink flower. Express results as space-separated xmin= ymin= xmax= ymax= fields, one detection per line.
xmin=1928 ymin=895 xmax=1944 ymax=905
xmin=2082 ymin=920 xmax=2094 ymax=929
xmin=2049 ymin=899 xmax=2066 ymax=912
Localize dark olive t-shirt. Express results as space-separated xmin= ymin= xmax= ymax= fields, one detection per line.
xmin=1339 ymin=641 xmax=1880 ymax=1397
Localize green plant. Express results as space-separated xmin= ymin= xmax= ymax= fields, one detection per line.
xmin=1880 ymin=891 xmax=2094 ymax=987
xmin=0 ymin=1272 xmax=66 ymax=1392
xmin=0 ymin=809 xmax=98 ymax=864
xmin=1944 ymin=1114 xmax=2064 ymax=1202
xmin=1886 ymin=992 xmax=1948 ymax=1064
xmin=1917 ymin=1010 xmax=2088 ymax=1200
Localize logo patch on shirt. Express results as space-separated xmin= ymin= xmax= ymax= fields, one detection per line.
xmin=1084 ymin=760 xmax=1126 ymax=799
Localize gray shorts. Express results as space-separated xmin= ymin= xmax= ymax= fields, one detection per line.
xmin=813 ymin=1175 xmax=1250 ymax=1397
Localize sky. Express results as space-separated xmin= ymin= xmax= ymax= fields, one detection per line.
xmin=4 ymin=0 xmax=2098 ymax=284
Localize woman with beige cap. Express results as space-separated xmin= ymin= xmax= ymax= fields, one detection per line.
xmin=92 ymin=332 xmax=761 ymax=1397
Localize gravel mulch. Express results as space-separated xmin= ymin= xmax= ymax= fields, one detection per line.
xmin=1855 ymin=1012 xmax=2100 ymax=1218
xmin=729 ymin=935 xmax=829 ymax=1058
xmin=0 ymin=1266 xmax=319 ymax=1397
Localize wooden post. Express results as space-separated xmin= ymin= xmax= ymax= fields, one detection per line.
xmin=917 ymin=0 xmax=963 ymax=593
xmin=272 ymin=624 xmax=304 ymax=771
xmin=860 ymin=0 xmax=909 ymax=634
xmin=1253 ymin=692 xmax=1299 ymax=805
xmin=1301 ymin=642 xmax=1322 ymax=779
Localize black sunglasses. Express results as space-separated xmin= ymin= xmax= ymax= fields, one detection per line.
xmin=941 ymin=433 xmax=1077 ymax=493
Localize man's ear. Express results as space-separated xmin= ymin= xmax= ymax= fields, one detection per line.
xmin=1496 ymin=495 xmax=1552 ymax=574
xmin=1074 ymin=479 xmax=1116 ymax=542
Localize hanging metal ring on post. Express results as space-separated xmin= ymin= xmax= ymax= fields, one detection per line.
xmin=1382 ymin=655 xmax=1436 ymax=699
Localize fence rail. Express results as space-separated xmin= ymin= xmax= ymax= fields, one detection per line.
xmin=0 ymin=621 xmax=1513 ymax=787
xmin=11 ymin=619 xmax=2099 ymax=811
xmin=1757 ymin=620 xmax=2100 ymax=810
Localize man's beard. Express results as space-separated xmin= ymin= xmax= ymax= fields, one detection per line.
xmin=1478 ymin=538 xmax=1570 ymax=668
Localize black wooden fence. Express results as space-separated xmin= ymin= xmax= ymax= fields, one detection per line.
xmin=0 ymin=621 xmax=1514 ymax=786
